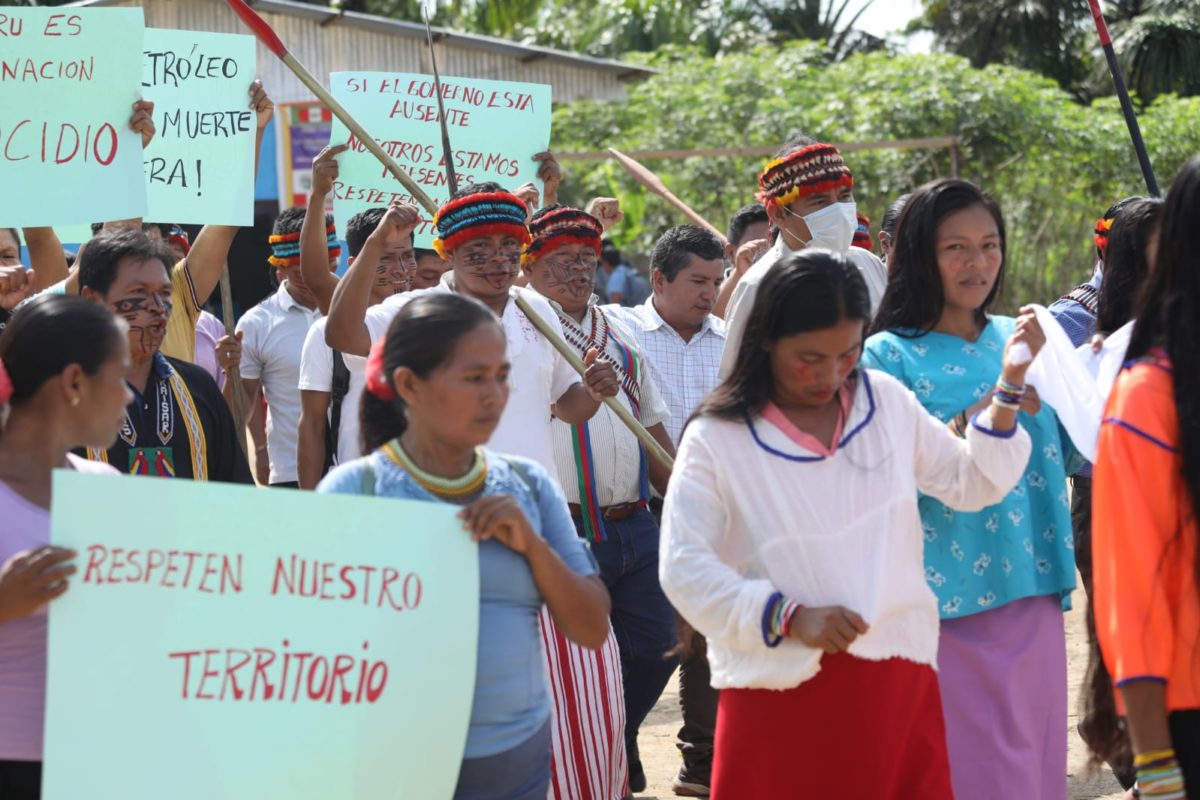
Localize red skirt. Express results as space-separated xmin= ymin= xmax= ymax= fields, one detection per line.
xmin=712 ymin=652 xmax=953 ymax=799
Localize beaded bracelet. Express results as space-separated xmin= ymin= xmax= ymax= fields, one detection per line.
xmin=992 ymin=378 xmax=1026 ymax=411
xmin=1134 ymin=748 xmax=1186 ymax=799
xmin=949 ymin=410 xmax=969 ymax=438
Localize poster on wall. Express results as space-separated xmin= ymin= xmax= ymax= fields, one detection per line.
xmin=277 ymin=101 xmax=333 ymax=211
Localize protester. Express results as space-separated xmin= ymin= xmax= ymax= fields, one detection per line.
xmin=0 ymin=295 xmax=129 ymax=799
xmin=236 ymin=208 xmax=334 ymax=487
xmin=1093 ymin=157 xmax=1200 ymax=800
xmin=598 ymin=240 xmax=643 ymax=306
xmin=1076 ymin=195 xmax=1165 ymax=790
xmin=604 ymin=224 xmax=727 ymax=796
xmin=719 ymin=137 xmax=888 ymax=380
xmin=713 ymin=204 xmax=771 ymax=318
xmin=77 ymin=230 xmax=251 ymax=483
xmin=864 ymin=178 xmax=1077 ymax=800
xmin=318 ymin=293 xmax=611 ymax=800
xmin=523 ymin=204 xmax=678 ymax=794
xmin=325 ymin=184 xmax=618 ymax=473
xmin=297 ymin=207 xmax=412 ymax=489
xmin=661 ymin=249 xmax=1036 ymax=798
xmin=0 ymin=228 xmax=71 ymax=335
xmin=412 ymin=248 xmax=448 ymax=289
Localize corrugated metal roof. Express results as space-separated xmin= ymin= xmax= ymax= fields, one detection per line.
xmin=66 ymin=0 xmax=655 ymax=104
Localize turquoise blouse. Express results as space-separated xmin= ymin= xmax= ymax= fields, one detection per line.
xmin=864 ymin=316 xmax=1077 ymax=620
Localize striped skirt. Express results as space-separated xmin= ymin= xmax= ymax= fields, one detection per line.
xmin=539 ymin=607 xmax=629 ymax=800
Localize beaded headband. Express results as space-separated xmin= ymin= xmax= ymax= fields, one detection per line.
xmin=523 ymin=206 xmax=603 ymax=266
xmin=757 ymin=143 xmax=854 ymax=209
xmin=432 ymin=191 xmax=531 ymax=259
xmin=268 ymin=223 xmax=341 ymax=268
xmin=1094 ymin=216 xmax=1115 ymax=253
xmin=853 ymin=213 xmax=873 ymax=250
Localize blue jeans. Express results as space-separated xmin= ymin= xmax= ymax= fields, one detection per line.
xmin=579 ymin=506 xmax=680 ymax=758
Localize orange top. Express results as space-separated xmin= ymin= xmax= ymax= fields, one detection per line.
xmin=1093 ymin=356 xmax=1200 ymax=713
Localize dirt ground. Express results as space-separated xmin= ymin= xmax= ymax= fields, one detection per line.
xmin=633 ymin=586 xmax=1127 ymax=799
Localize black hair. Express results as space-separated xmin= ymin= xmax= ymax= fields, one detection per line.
xmin=90 ymin=222 xmax=105 ymax=237
xmin=650 ymin=225 xmax=724 ymax=282
xmin=360 ymin=293 xmax=502 ymax=452
xmin=2 ymin=228 xmax=21 ymax=252
xmin=344 ymin=208 xmax=417 ymax=258
xmin=1096 ymin=197 xmax=1163 ymax=336
xmin=0 ymin=294 xmax=126 ymax=407
xmin=1096 ymin=196 xmax=1144 ymax=262
xmin=773 ymin=133 xmax=818 ymax=159
xmin=1127 ymin=154 xmax=1200 ymax=628
xmin=693 ymin=249 xmax=870 ymax=423
xmin=870 ymin=179 xmax=1007 ymax=337
xmin=450 ymin=181 xmax=504 ymax=201
xmin=601 ymin=238 xmax=621 ymax=267
xmin=414 ymin=247 xmax=439 ymax=261
xmin=272 ymin=207 xmax=314 ymax=238
xmin=727 ymin=203 xmax=769 ymax=248
xmin=880 ymin=193 xmax=911 ymax=241
xmin=77 ymin=229 xmax=174 ymax=297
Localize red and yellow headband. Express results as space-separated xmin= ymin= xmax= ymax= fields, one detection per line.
xmin=268 ymin=223 xmax=340 ymax=268
xmin=432 ymin=191 xmax=531 ymax=259
xmin=523 ymin=206 xmax=603 ymax=266
xmin=756 ymin=143 xmax=853 ymax=209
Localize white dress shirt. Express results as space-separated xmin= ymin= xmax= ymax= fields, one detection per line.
xmin=236 ymin=282 xmax=322 ymax=484
xmin=720 ymin=239 xmax=888 ymax=380
xmin=604 ymin=298 xmax=726 ymax=447
xmin=548 ymin=301 xmax=670 ymax=506
xmin=364 ymin=278 xmax=580 ymax=475
xmin=660 ymin=370 xmax=1032 ymax=690
xmin=298 ymin=317 xmax=367 ymax=465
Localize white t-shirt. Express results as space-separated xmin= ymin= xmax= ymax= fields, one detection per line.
xmin=363 ymin=279 xmax=581 ymax=474
xmin=720 ymin=240 xmax=888 ymax=380
xmin=236 ymin=283 xmax=322 ymax=484
xmin=299 ymin=317 xmax=367 ymax=466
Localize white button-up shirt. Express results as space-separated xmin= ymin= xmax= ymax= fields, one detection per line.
xmin=237 ymin=282 xmax=322 ymax=484
xmin=549 ymin=301 xmax=670 ymax=506
xmin=365 ymin=278 xmax=580 ymax=475
xmin=298 ymin=317 xmax=367 ymax=465
xmin=604 ymin=297 xmax=726 ymax=447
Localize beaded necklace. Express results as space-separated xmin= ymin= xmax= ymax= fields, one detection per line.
xmin=381 ymin=438 xmax=488 ymax=499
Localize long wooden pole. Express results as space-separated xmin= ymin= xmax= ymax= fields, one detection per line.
xmin=608 ymin=147 xmax=728 ymax=245
xmin=217 ymin=266 xmax=247 ymax=444
xmin=223 ymin=0 xmax=673 ymax=470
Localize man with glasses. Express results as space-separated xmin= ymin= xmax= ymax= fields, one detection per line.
xmin=324 ymin=183 xmax=618 ymax=473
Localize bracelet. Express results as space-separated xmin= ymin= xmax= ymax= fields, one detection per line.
xmin=949 ymin=411 xmax=969 ymax=438
xmin=997 ymin=377 xmax=1025 ymax=395
xmin=1134 ymin=748 xmax=1186 ymax=799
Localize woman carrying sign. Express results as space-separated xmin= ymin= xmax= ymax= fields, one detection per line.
xmin=317 ymin=292 xmax=611 ymax=800
xmin=0 ymin=295 xmax=128 ymax=799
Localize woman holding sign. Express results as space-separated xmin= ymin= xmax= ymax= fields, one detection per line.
xmin=0 ymin=295 xmax=127 ymax=798
xmin=318 ymin=293 xmax=611 ymax=800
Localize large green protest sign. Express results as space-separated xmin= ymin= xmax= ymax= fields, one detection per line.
xmin=0 ymin=8 xmax=147 ymax=227
xmin=141 ymin=29 xmax=258 ymax=226
xmin=328 ymin=72 xmax=552 ymax=248
xmin=44 ymin=471 xmax=478 ymax=799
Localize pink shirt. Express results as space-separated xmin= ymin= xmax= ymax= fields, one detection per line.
xmin=760 ymin=381 xmax=857 ymax=457
xmin=194 ymin=310 xmax=228 ymax=391
xmin=0 ymin=455 xmax=117 ymax=761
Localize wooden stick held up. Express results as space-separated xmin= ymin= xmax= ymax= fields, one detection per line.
xmin=608 ymin=147 xmax=728 ymax=246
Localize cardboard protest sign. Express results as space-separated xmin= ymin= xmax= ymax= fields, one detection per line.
xmin=327 ymin=73 xmax=552 ymax=248
xmin=0 ymin=8 xmax=147 ymax=227
xmin=141 ymin=28 xmax=257 ymax=225
xmin=44 ymin=471 xmax=478 ymax=800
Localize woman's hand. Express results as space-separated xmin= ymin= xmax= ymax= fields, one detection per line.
xmin=1001 ymin=306 xmax=1046 ymax=385
xmin=0 ymin=546 xmax=76 ymax=625
xmin=459 ymin=495 xmax=538 ymax=556
xmin=787 ymin=605 xmax=869 ymax=653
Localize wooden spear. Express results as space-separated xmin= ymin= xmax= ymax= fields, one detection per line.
xmin=223 ymin=0 xmax=673 ymax=470
xmin=608 ymin=147 xmax=728 ymax=246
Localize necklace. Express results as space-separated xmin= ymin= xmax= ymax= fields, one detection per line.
xmin=381 ymin=438 xmax=488 ymax=499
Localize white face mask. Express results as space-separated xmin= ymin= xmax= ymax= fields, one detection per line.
xmin=782 ymin=201 xmax=858 ymax=254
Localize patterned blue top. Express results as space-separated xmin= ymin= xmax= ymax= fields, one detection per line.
xmin=863 ymin=317 xmax=1077 ymax=620
xmin=318 ymin=449 xmax=599 ymax=758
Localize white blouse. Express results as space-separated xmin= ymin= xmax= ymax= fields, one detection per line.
xmin=659 ymin=369 xmax=1032 ymax=690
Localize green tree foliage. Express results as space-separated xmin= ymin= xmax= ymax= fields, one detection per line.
xmin=1103 ymin=0 xmax=1200 ymax=103
xmin=550 ymin=44 xmax=1200 ymax=309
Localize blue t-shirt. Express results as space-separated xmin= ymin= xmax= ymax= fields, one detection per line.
xmin=863 ymin=317 xmax=1077 ymax=620
xmin=318 ymin=448 xmax=599 ymax=758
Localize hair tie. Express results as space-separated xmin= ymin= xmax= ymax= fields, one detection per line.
xmin=0 ymin=358 xmax=12 ymax=406
xmin=365 ymin=337 xmax=396 ymax=401
xmin=1094 ymin=216 xmax=1115 ymax=253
